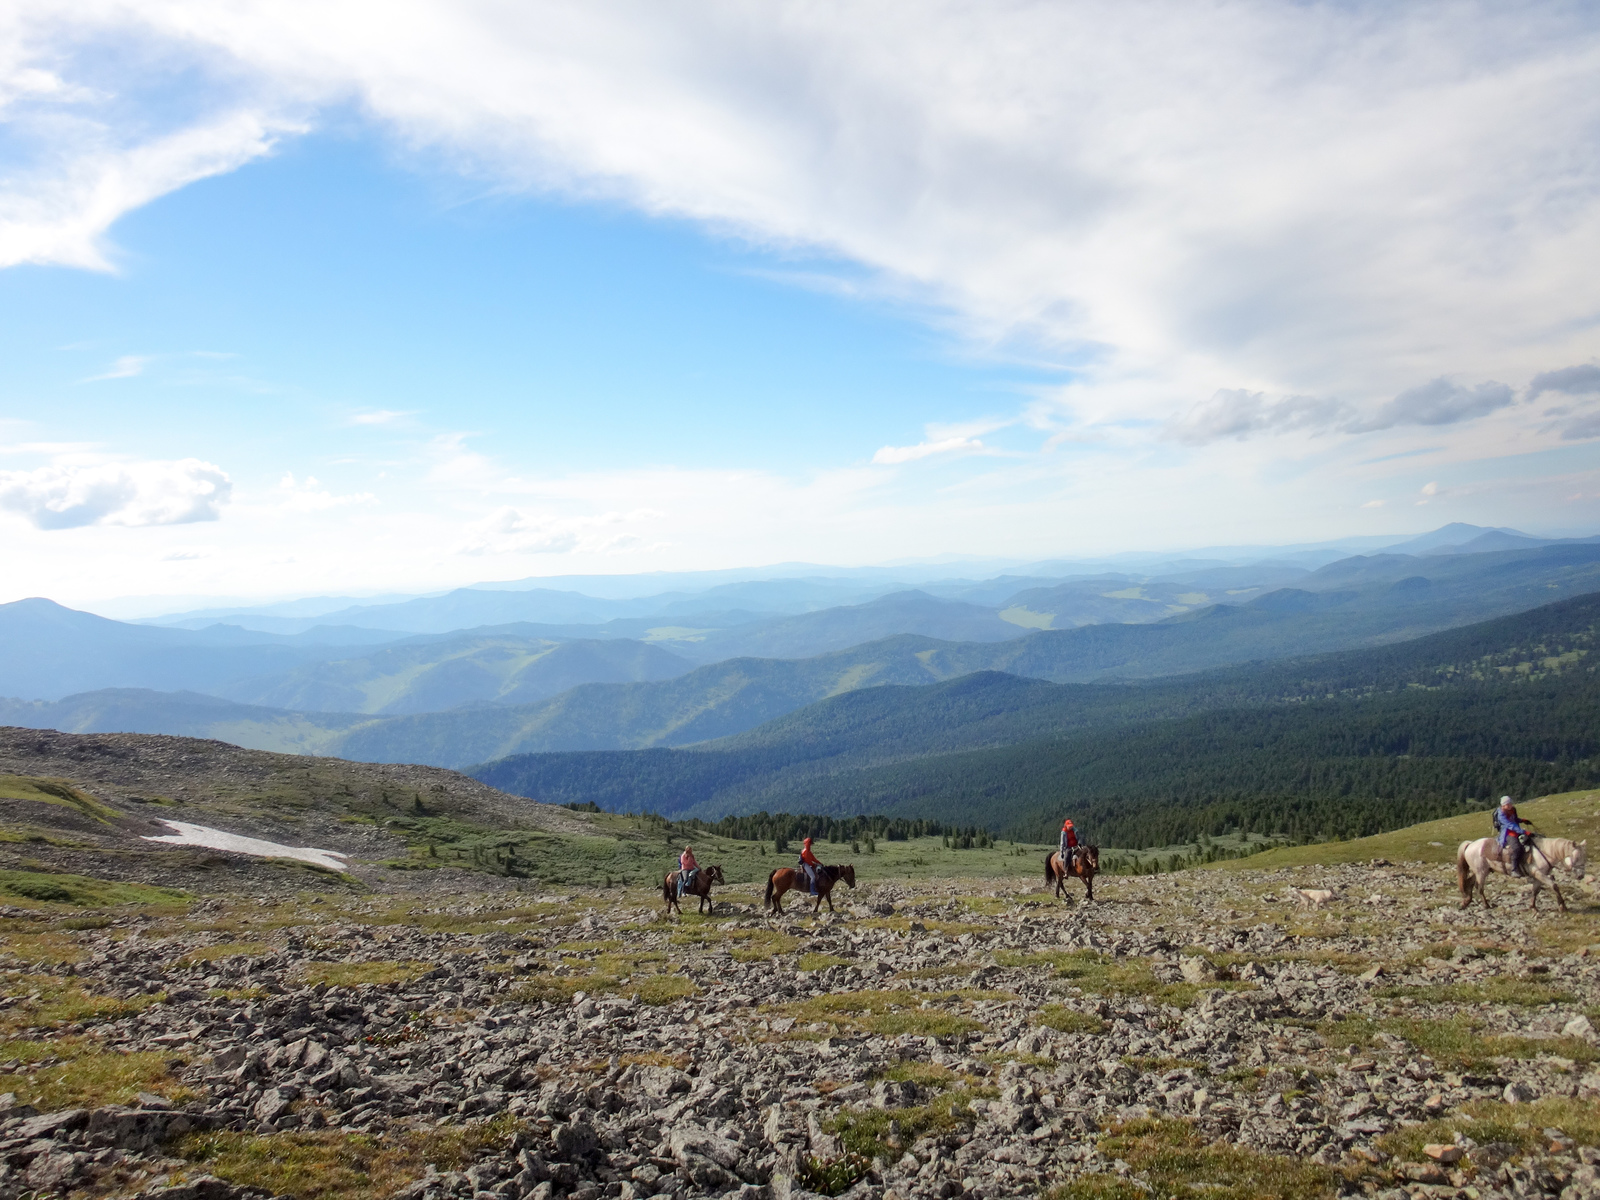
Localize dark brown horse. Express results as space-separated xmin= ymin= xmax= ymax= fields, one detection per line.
xmin=663 ymin=864 xmax=726 ymax=915
xmin=765 ymin=863 xmax=856 ymax=915
xmin=1045 ymin=846 xmax=1099 ymax=903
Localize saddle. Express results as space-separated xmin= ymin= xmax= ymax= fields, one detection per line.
xmin=1485 ymin=837 xmax=1531 ymax=871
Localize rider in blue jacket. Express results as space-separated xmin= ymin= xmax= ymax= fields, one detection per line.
xmin=1493 ymin=796 xmax=1529 ymax=876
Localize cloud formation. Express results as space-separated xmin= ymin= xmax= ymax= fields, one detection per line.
xmin=1529 ymin=364 xmax=1600 ymax=399
xmin=3 ymin=1 xmax=1598 ymax=418
xmin=1168 ymin=376 xmax=1520 ymax=445
xmin=1350 ymin=378 xmax=1516 ymax=433
xmin=1165 ymin=390 xmax=1348 ymax=446
xmin=0 ymin=458 xmax=231 ymax=529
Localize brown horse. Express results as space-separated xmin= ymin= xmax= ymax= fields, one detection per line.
xmin=663 ymin=864 xmax=726 ymax=915
xmin=765 ymin=863 xmax=856 ymax=915
xmin=1045 ymin=846 xmax=1099 ymax=903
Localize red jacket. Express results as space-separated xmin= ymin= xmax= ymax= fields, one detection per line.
xmin=799 ymin=844 xmax=821 ymax=867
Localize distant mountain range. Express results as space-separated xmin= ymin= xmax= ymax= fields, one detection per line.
xmin=7 ymin=526 xmax=1599 ymax=705
xmin=5 ymin=540 xmax=1600 ymax=770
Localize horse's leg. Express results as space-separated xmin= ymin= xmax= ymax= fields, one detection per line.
xmin=1552 ymin=881 xmax=1567 ymax=912
xmin=1085 ymin=873 xmax=1094 ymax=903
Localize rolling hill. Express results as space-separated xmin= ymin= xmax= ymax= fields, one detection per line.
xmin=471 ymin=589 xmax=1600 ymax=846
xmin=215 ymin=634 xmax=694 ymax=714
xmin=0 ymin=598 xmax=407 ymax=702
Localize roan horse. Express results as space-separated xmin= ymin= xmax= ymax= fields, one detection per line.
xmin=1457 ymin=835 xmax=1587 ymax=911
xmin=663 ymin=864 xmax=726 ymax=916
xmin=765 ymin=864 xmax=856 ymax=915
xmin=1045 ymin=846 xmax=1100 ymax=903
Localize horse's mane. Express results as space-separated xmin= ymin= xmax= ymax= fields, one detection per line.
xmin=1534 ymin=835 xmax=1581 ymax=860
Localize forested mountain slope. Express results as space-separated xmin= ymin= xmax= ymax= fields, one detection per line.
xmin=471 ymin=591 xmax=1600 ymax=845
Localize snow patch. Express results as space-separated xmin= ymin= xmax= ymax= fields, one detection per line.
xmin=141 ymin=820 xmax=350 ymax=872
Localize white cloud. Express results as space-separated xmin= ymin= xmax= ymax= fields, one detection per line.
xmin=3 ymin=2 xmax=1598 ymax=419
xmin=0 ymin=98 xmax=300 ymax=270
xmin=274 ymin=472 xmax=375 ymax=512
xmin=872 ymin=435 xmax=985 ymax=465
xmin=0 ymin=457 xmax=231 ymax=529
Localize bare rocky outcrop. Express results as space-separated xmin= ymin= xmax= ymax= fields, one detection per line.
xmin=0 ymin=854 xmax=1594 ymax=1200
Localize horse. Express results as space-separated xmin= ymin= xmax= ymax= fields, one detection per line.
xmin=1045 ymin=845 xmax=1099 ymax=903
xmin=663 ymin=864 xmax=726 ymax=916
xmin=1457 ymin=835 xmax=1587 ymax=911
xmin=765 ymin=863 xmax=856 ymax=915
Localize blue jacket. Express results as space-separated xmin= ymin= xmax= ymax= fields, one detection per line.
xmin=1494 ymin=807 xmax=1525 ymax=846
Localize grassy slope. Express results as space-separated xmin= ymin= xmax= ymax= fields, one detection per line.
xmin=1213 ymin=788 xmax=1600 ymax=869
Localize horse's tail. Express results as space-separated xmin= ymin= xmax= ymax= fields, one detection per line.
xmin=764 ymin=870 xmax=777 ymax=907
xmin=1456 ymin=842 xmax=1471 ymax=896
xmin=1044 ymin=852 xmax=1055 ymax=884
xmin=663 ymin=872 xmax=673 ymax=903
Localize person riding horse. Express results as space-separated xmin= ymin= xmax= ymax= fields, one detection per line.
xmin=1059 ymin=819 xmax=1079 ymax=872
xmin=677 ymin=844 xmax=698 ymax=897
xmin=1494 ymin=797 xmax=1532 ymax=877
xmin=798 ymin=837 xmax=824 ymax=895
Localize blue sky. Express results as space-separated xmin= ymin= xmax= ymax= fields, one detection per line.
xmin=2 ymin=3 xmax=1599 ymax=611
xmin=3 ymin=129 xmax=1052 ymax=474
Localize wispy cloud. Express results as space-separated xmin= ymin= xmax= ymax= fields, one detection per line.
xmin=872 ymin=435 xmax=985 ymax=465
xmin=81 ymin=354 xmax=153 ymax=382
xmin=347 ymin=409 xmax=413 ymax=426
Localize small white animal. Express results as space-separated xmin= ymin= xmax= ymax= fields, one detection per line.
xmin=1290 ymin=887 xmax=1338 ymax=909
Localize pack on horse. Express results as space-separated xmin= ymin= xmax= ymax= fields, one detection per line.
xmin=1457 ymin=835 xmax=1586 ymax=911
xmin=1045 ymin=845 xmax=1099 ymax=903
xmin=765 ymin=864 xmax=855 ymax=915
xmin=663 ymin=864 xmax=725 ymax=915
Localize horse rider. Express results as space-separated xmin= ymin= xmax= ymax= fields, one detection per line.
xmin=678 ymin=844 xmax=699 ymax=897
xmin=1493 ymin=796 xmax=1531 ymax=877
xmin=798 ymin=836 xmax=824 ymax=894
xmin=1060 ymin=818 xmax=1079 ymax=872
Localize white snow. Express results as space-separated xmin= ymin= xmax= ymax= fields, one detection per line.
xmin=140 ymin=820 xmax=350 ymax=872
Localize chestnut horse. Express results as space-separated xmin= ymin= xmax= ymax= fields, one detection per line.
xmin=1045 ymin=846 xmax=1099 ymax=903
xmin=765 ymin=863 xmax=856 ymax=915
xmin=663 ymin=864 xmax=726 ymax=916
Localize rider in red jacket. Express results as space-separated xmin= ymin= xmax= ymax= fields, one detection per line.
xmin=1060 ymin=819 xmax=1079 ymax=870
xmin=799 ymin=837 xmax=823 ymax=894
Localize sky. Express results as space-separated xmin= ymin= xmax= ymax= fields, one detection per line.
xmin=2 ymin=0 xmax=1599 ymax=612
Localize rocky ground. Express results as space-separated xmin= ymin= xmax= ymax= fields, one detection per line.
xmin=0 ymin=857 xmax=1595 ymax=1200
